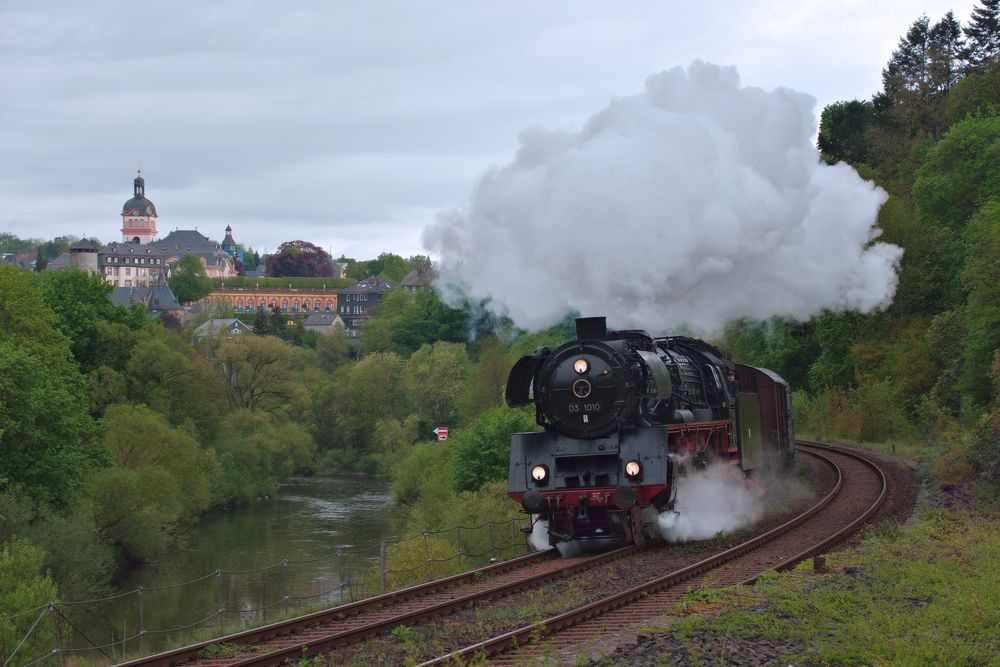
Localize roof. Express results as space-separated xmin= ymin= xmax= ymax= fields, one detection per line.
xmin=70 ymin=239 xmax=98 ymax=251
xmin=46 ymin=253 xmax=72 ymax=270
xmin=101 ymin=230 xmax=233 ymax=266
xmin=400 ymin=267 xmax=436 ymax=287
xmin=347 ymin=275 xmax=394 ymax=293
xmin=222 ymin=225 xmax=237 ymax=249
xmin=193 ymin=318 xmax=252 ymax=336
xmin=121 ymin=196 xmax=158 ymax=217
xmin=109 ymin=284 xmax=183 ymax=311
xmin=156 ymin=229 xmax=221 ymax=252
xmin=303 ymin=312 xmax=343 ymax=328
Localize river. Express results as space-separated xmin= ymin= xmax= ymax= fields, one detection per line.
xmin=65 ymin=475 xmax=397 ymax=658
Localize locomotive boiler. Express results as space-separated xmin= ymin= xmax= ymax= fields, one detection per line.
xmin=506 ymin=316 xmax=793 ymax=548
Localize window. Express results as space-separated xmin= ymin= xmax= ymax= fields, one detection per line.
xmin=125 ymin=268 xmax=131 ymax=276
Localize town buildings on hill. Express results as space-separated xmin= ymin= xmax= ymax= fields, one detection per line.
xmin=52 ymin=171 xmax=240 ymax=288
xmin=45 ymin=169 xmax=433 ymax=337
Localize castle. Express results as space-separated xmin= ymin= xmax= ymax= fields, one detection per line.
xmin=68 ymin=171 xmax=239 ymax=287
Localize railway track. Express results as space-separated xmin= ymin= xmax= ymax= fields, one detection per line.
xmin=116 ymin=544 xmax=644 ymax=667
xmin=423 ymin=441 xmax=888 ymax=666
xmin=115 ymin=441 xmax=887 ymax=667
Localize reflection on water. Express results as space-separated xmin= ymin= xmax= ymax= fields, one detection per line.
xmin=64 ymin=476 xmax=397 ymax=657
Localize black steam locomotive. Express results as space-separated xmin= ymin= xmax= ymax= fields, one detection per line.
xmin=506 ymin=316 xmax=793 ymax=547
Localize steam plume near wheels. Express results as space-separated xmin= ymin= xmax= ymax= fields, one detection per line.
xmin=423 ymin=61 xmax=901 ymax=334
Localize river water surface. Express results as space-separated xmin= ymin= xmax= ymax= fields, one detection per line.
xmin=70 ymin=476 xmax=397 ymax=657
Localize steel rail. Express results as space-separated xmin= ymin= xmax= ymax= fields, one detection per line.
xmin=747 ymin=440 xmax=888 ymax=582
xmin=422 ymin=441 xmax=888 ymax=665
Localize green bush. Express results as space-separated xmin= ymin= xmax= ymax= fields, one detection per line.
xmin=450 ymin=406 xmax=536 ymax=493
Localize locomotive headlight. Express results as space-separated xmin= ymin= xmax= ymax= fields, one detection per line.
xmin=531 ymin=464 xmax=549 ymax=483
xmin=573 ymin=358 xmax=589 ymax=374
xmin=624 ymin=460 xmax=642 ymax=478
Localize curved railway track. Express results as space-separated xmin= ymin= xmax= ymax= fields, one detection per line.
xmin=115 ymin=441 xmax=888 ymax=667
xmin=424 ymin=441 xmax=888 ymax=666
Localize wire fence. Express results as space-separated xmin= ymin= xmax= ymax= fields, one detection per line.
xmin=0 ymin=516 xmax=531 ymax=667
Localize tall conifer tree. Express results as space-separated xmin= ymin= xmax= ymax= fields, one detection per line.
xmin=963 ymin=0 xmax=1000 ymax=70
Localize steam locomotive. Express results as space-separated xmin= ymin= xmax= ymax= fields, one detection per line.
xmin=506 ymin=316 xmax=793 ymax=548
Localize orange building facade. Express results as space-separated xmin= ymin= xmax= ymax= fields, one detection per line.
xmin=207 ymin=287 xmax=339 ymax=314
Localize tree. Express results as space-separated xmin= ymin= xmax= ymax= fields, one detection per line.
xmin=818 ymin=100 xmax=874 ymax=165
xmin=0 ymin=267 xmax=101 ymax=506
xmin=253 ymin=305 xmax=272 ymax=335
xmin=958 ymin=202 xmax=1000 ymax=406
xmin=928 ymin=12 xmax=965 ymax=93
xmin=0 ymin=540 xmax=59 ymax=664
xmin=215 ymin=335 xmax=309 ymax=415
xmin=451 ymin=406 xmax=536 ymax=493
xmin=39 ymin=268 xmax=147 ymax=373
xmin=212 ymin=410 xmax=315 ymax=503
xmin=373 ymin=253 xmax=411 ymax=283
xmin=316 ymin=323 xmax=352 ymax=371
xmin=389 ymin=289 xmax=470 ymax=356
xmin=947 ymin=60 xmax=1000 ymax=124
xmin=912 ymin=115 xmax=1000 ymax=229
xmin=266 ymin=240 xmax=333 ymax=277
xmin=168 ymin=255 xmax=213 ymax=303
xmin=874 ymin=14 xmax=963 ymax=138
xmin=459 ymin=335 xmax=519 ymax=420
xmin=34 ymin=237 xmax=71 ymax=272
xmin=324 ymin=352 xmax=408 ymax=452
xmin=406 ymin=342 xmax=469 ymax=426
xmin=102 ymin=405 xmax=216 ymax=517
xmin=90 ymin=466 xmax=184 ymax=561
xmin=963 ymin=0 xmax=1000 ymax=70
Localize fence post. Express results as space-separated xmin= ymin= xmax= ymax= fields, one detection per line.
xmin=423 ymin=532 xmax=432 ymax=582
xmin=379 ymin=540 xmax=388 ymax=594
xmin=282 ymin=559 xmax=289 ymax=616
xmin=215 ymin=569 xmax=224 ymax=637
xmin=456 ymin=527 xmax=462 ymax=570
xmin=261 ymin=569 xmax=268 ymax=625
xmin=337 ymin=548 xmax=345 ymax=603
xmin=47 ymin=603 xmax=61 ymax=667
xmin=488 ymin=521 xmax=497 ymax=563
xmin=138 ymin=586 xmax=145 ymax=657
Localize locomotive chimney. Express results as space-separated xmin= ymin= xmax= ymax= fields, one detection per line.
xmin=575 ymin=316 xmax=607 ymax=340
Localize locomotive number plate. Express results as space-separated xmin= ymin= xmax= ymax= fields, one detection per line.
xmin=568 ymin=402 xmax=602 ymax=413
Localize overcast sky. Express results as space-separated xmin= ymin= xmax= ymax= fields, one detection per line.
xmin=0 ymin=0 xmax=977 ymax=260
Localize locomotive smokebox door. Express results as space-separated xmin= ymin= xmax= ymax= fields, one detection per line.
xmin=736 ymin=392 xmax=763 ymax=470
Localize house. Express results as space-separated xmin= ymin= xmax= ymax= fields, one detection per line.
xmin=193 ymin=318 xmax=253 ymax=338
xmin=109 ymin=282 xmax=184 ymax=320
xmin=400 ymin=265 xmax=436 ymax=293
xmin=338 ymin=275 xmax=393 ymax=339
xmin=303 ymin=312 xmax=345 ymax=335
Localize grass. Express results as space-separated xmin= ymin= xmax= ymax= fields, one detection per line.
xmin=654 ymin=502 xmax=1000 ymax=666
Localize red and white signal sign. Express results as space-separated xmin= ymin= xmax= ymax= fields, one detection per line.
xmin=433 ymin=427 xmax=449 ymax=442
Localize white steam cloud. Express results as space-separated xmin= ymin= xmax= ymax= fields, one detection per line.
xmin=528 ymin=516 xmax=551 ymax=551
xmin=657 ymin=463 xmax=766 ymax=542
xmin=424 ymin=61 xmax=901 ymax=333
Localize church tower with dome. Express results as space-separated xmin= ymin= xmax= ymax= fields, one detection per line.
xmin=121 ymin=168 xmax=158 ymax=243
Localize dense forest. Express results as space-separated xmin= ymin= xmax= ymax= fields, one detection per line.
xmin=2 ymin=3 xmax=1000 ymax=655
